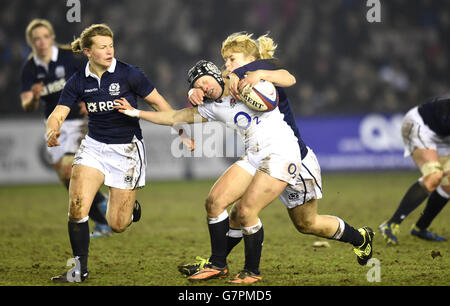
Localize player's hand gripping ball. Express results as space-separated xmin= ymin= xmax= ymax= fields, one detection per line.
xmin=240 ymin=80 xmax=279 ymax=112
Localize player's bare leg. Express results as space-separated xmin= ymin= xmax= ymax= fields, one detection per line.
xmin=187 ymin=164 xmax=252 ymax=281
xmin=54 ymin=155 xmax=111 ymax=238
xmin=287 ymin=197 xmax=373 ymax=265
xmin=380 ymin=148 xmax=442 ymax=244
xmin=228 ymin=171 xmax=287 ymax=284
xmin=413 ymin=149 xmax=442 ymax=192
xmin=287 ymin=199 xmax=340 ymax=237
xmin=106 ymin=187 xmax=139 ymax=233
xmin=410 ymin=153 xmax=448 ymax=241
xmin=205 ymin=164 xmax=253 ymax=218
xmin=52 ymin=164 xmax=104 ymax=283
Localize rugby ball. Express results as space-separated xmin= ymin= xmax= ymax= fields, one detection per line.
xmin=240 ymin=80 xmax=279 ymax=112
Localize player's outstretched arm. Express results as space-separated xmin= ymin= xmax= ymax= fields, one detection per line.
xmin=46 ymin=105 xmax=70 ymax=147
xmin=114 ymin=97 xmax=207 ymax=125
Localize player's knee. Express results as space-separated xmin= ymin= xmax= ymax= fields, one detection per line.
xmin=204 ymin=194 xmax=226 ymax=216
xmin=109 ymin=223 xmax=127 ymax=233
xmin=107 ymin=217 xmax=128 ymax=233
xmin=236 ymin=203 xmax=253 ymax=223
xmin=293 ymin=217 xmax=315 ymax=234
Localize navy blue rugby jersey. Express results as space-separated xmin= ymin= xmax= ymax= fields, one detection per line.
xmin=20 ymin=45 xmax=84 ymax=120
xmin=58 ymin=58 xmax=155 ymax=144
xmin=418 ymin=94 xmax=450 ymax=137
xmin=233 ymin=59 xmax=308 ymax=159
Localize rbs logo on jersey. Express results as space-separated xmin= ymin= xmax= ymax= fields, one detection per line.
xmin=86 ymin=101 xmax=120 ymax=113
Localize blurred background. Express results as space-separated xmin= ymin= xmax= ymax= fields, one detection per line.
xmin=1 ymin=0 xmax=449 ymax=184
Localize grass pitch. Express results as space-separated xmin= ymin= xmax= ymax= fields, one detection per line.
xmin=0 ymin=171 xmax=449 ymax=287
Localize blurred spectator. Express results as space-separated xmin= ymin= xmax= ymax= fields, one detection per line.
xmin=1 ymin=0 xmax=448 ymax=117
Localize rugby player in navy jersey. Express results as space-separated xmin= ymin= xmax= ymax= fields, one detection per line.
xmin=116 ymin=32 xmax=374 ymax=284
xmin=380 ymin=94 xmax=450 ymax=244
xmin=20 ymin=19 xmax=111 ymax=238
xmin=46 ymin=24 xmax=192 ymax=282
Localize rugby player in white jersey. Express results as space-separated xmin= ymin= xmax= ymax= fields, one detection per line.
xmin=115 ymin=54 xmax=374 ymax=283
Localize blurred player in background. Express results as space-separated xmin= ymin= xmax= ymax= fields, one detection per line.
xmin=20 ymin=18 xmax=111 ymax=238
xmin=379 ymin=94 xmax=450 ymax=244
xmin=116 ymin=50 xmax=374 ymax=284
xmin=46 ymin=23 xmax=189 ymax=282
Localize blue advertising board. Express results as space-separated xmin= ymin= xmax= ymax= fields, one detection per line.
xmin=296 ymin=114 xmax=416 ymax=171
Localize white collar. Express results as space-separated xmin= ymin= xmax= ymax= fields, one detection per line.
xmin=84 ymin=57 xmax=117 ymax=78
xmin=33 ymin=45 xmax=58 ymax=70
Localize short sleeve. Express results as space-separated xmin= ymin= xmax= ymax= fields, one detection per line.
xmin=58 ymin=73 xmax=81 ymax=108
xmin=197 ymin=103 xmax=216 ymax=122
xmin=128 ymin=66 xmax=155 ymax=98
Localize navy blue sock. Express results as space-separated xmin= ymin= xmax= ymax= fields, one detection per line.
xmin=338 ymin=222 xmax=364 ymax=247
xmin=208 ymin=216 xmax=229 ymax=268
xmin=243 ymin=226 xmax=264 ymax=275
xmin=389 ymin=181 xmax=429 ymax=224
xmin=416 ymin=189 xmax=448 ymax=230
xmin=226 ymin=228 xmax=242 ymax=256
xmin=68 ymin=220 xmax=90 ymax=274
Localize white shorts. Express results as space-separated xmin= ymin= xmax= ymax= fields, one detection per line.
xmin=402 ymin=106 xmax=450 ymax=157
xmin=279 ymin=148 xmax=323 ymax=209
xmin=44 ymin=118 xmax=87 ymax=164
xmin=73 ymin=135 xmax=147 ymax=190
xmin=236 ymin=146 xmax=301 ymax=186
xmin=236 ymin=146 xmax=322 ymax=209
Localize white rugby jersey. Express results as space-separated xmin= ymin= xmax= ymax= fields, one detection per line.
xmin=198 ymin=96 xmax=300 ymax=158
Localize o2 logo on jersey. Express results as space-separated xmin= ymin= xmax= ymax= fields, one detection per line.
xmin=287 ymin=163 xmax=297 ymax=179
xmin=233 ymin=111 xmax=261 ymax=130
xmin=109 ymin=83 xmax=120 ymax=96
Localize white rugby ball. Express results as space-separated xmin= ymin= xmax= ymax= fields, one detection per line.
xmin=240 ymin=80 xmax=279 ymax=112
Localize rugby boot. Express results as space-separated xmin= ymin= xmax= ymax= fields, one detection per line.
xmin=227 ymin=270 xmax=262 ymax=284
xmin=410 ymin=225 xmax=447 ymax=242
xmin=178 ymin=256 xmax=211 ymax=276
xmin=378 ymin=221 xmax=400 ymax=245
xmin=353 ymin=226 xmax=374 ymax=265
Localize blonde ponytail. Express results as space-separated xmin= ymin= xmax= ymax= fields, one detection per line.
xmin=256 ymin=34 xmax=277 ymax=59
xmin=71 ymin=38 xmax=83 ymax=53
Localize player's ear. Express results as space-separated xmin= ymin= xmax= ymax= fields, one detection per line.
xmin=83 ymin=48 xmax=91 ymax=58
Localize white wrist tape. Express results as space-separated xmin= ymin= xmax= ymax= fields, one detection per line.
xmin=123 ymin=109 xmax=140 ymax=118
xmin=188 ymin=88 xmax=195 ymax=98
